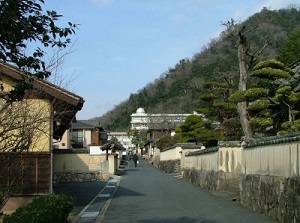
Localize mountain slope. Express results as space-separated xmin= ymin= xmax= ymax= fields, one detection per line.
xmin=92 ymin=7 xmax=300 ymax=131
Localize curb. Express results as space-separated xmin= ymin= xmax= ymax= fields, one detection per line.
xmin=72 ymin=175 xmax=121 ymax=223
xmin=95 ymin=176 xmax=121 ymax=223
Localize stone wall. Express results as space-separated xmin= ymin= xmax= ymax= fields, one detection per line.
xmin=182 ymin=169 xmax=300 ymax=222
xmin=158 ymin=159 xmax=180 ymax=174
xmin=240 ymin=174 xmax=300 ymax=223
xmin=157 ymin=135 xmax=300 ymax=222
xmin=53 ymin=150 xmax=110 ymax=184
xmin=182 ymin=168 xmax=240 ymax=192
xmin=54 ymin=171 xmax=104 ymax=183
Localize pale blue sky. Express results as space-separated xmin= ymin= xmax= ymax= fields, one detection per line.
xmin=43 ymin=0 xmax=298 ymax=120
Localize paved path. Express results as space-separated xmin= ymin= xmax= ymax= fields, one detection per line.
xmin=69 ymin=158 xmax=277 ymax=223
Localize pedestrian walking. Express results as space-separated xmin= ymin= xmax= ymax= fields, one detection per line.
xmin=133 ymin=153 xmax=138 ymax=167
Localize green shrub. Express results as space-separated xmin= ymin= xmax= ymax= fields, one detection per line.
xmin=3 ymin=194 xmax=74 ymax=223
xmin=248 ymin=99 xmax=270 ymax=111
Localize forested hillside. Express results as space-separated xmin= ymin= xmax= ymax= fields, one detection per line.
xmin=92 ymin=7 xmax=300 ymax=131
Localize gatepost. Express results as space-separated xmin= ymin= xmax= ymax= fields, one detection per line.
xmin=108 ymin=154 xmax=117 ymax=175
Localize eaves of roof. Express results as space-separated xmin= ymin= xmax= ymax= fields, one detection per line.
xmin=0 ymin=63 xmax=84 ymax=140
xmin=72 ymin=121 xmax=96 ymax=130
xmin=186 ymin=146 xmax=219 ymax=156
xmin=244 ymin=131 xmax=300 ymax=148
xmin=101 ymin=139 xmax=126 ymax=151
xmin=290 ymin=59 xmax=300 ymax=71
xmin=161 ymin=143 xmax=198 ymax=152
xmin=0 ymin=63 xmax=84 ymax=107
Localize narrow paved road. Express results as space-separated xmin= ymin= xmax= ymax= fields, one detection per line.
xmin=99 ymin=158 xmax=277 ymax=223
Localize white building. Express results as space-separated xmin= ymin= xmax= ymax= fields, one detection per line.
xmin=131 ymin=108 xmax=200 ymax=157
xmin=130 ymin=108 xmax=149 ymax=130
xmin=107 ymin=132 xmax=135 ymax=151
xmin=130 ymin=107 xmax=198 ymax=133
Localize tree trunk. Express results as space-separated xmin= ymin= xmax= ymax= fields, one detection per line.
xmin=238 ymin=101 xmax=253 ymax=138
xmin=237 ymin=43 xmax=254 ymax=138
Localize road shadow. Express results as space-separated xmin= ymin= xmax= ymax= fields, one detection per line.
xmin=123 ymin=168 xmax=140 ymax=172
xmin=137 ymin=217 xmax=218 ymax=223
xmin=113 ymin=185 xmax=146 ymax=198
xmin=53 ymin=181 xmax=107 ymax=206
xmin=117 ymin=168 xmax=140 ymax=176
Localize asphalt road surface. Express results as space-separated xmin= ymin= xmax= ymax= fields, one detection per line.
xmin=100 ymin=158 xmax=277 ymax=223
xmin=54 ymin=180 xmax=107 ymax=220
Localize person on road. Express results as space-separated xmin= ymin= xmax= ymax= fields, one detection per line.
xmin=133 ymin=153 xmax=139 ymax=167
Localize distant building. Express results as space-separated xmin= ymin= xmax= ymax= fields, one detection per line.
xmin=130 ymin=108 xmax=200 ymax=157
xmin=107 ymin=132 xmax=135 ymax=151
xmin=130 ymin=107 xmax=200 ymax=147
xmin=53 ymin=120 xmax=108 ymax=149
xmin=130 ymin=107 xmax=198 ymax=133
xmin=130 ymin=108 xmax=149 ymax=131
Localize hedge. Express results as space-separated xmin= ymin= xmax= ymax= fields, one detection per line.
xmin=3 ymin=194 xmax=74 ymax=223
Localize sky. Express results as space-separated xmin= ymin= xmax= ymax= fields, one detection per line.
xmin=43 ymin=0 xmax=299 ymax=120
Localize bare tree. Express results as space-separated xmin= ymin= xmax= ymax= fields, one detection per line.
xmin=222 ymin=19 xmax=269 ymax=139
xmin=46 ymin=46 xmax=80 ymax=90
xmin=0 ymin=51 xmax=82 ymax=210
xmin=0 ymin=0 xmax=80 ymax=211
xmin=0 ymin=99 xmax=50 ymax=209
xmin=0 ymin=82 xmax=82 ymax=210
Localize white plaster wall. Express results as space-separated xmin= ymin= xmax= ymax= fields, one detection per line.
xmin=183 ymin=147 xmax=242 ymax=173
xmin=180 ymin=149 xmax=200 ymax=169
xmin=243 ymin=142 xmax=300 ymax=177
xmin=90 ymin=145 xmax=107 ymax=155
xmin=83 ymin=130 xmax=92 ymax=147
xmin=153 ymin=147 xmax=161 ymax=165
xmin=53 ymin=129 xmax=70 ymax=149
xmin=53 ymin=153 xmax=107 ymax=172
xmin=161 ymin=139 xmax=300 ymax=178
xmin=218 ymin=147 xmax=243 ymax=173
xmin=160 ymin=146 xmax=182 ymax=161
xmin=184 ymin=151 xmax=218 ymax=171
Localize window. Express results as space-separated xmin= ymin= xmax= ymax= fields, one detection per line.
xmin=71 ymin=130 xmax=83 ymax=148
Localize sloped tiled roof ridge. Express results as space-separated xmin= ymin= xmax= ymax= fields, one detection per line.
xmin=0 ymin=62 xmax=84 ymax=106
xmin=245 ymin=132 xmax=300 ymax=148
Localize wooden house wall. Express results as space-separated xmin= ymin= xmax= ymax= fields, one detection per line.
xmin=0 ymin=153 xmax=51 ymax=194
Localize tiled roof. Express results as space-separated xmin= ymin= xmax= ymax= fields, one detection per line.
xmin=72 ymin=120 xmax=96 ymax=130
xmin=244 ymin=131 xmax=300 ymax=148
xmin=0 ymin=63 xmax=84 ymax=106
xmin=53 ymin=148 xmax=89 ymax=154
xmin=186 ymin=146 xmax=219 ymax=156
xmin=288 ymin=59 xmax=300 ymax=91
xmin=101 ymin=138 xmax=126 ymax=151
xmin=0 ymin=63 xmax=84 ymax=140
xmin=218 ymin=141 xmax=241 ymax=147
xmin=161 ymin=143 xmax=198 ymax=152
xmin=290 ymin=59 xmax=300 ymax=73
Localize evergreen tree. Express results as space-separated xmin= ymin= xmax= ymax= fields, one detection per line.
xmin=198 ymin=79 xmax=242 ymax=140
xmin=278 ymin=28 xmax=300 ymax=65
xmin=230 ymin=59 xmax=300 ymax=135
xmin=175 ymin=115 xmax=220 ymax=147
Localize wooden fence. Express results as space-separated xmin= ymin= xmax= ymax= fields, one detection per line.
xmin=0 ymin=152 xmax=51 ymax=195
